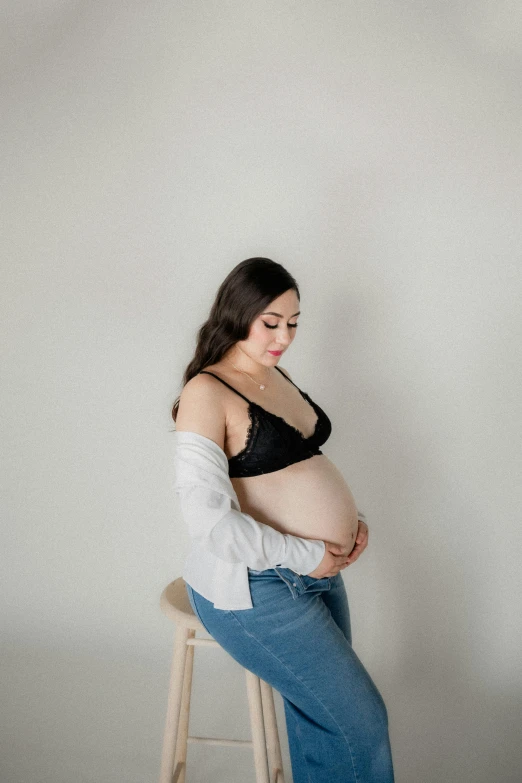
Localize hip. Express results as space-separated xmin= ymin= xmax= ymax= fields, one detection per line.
xmin=186 ymin=566 xmax=351 ymax=645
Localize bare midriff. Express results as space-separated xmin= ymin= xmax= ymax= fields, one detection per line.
xmin=230 ymin=454 xmax=359 ymax=553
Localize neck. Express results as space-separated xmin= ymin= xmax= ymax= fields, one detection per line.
xmin=224 ymin=350 xmax=273 ymax=380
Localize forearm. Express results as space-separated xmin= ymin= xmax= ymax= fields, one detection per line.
xmin=176 ymin=483 xmax=325 ymax=573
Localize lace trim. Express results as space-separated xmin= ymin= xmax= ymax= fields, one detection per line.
xmin=230 ymin=450 xmax=320 ymax=478
xmin=229 ymin=405 xmax=259 ymax=463
xmin=228 ymin=395 xmax=330 ymax=468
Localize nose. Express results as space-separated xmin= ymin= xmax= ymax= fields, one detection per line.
xmin=276 ymin=330 xmax=293 ymax=348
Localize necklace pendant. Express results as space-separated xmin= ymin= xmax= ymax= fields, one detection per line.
xmin=259 ymin=384 xmax=266 ymax=390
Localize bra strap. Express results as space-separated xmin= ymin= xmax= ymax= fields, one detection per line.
xmin=199 ymin=371 xmax=252 ymax=404
xmin=275 ymin=365 xmax=302 ymax=391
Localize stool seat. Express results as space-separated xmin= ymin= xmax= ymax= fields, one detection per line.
xmin=159 ymin=577 xmax=285 ymax=783
xmin=160 ymin=578 xmax=205 ymax=630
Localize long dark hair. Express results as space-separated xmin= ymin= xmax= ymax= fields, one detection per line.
xmin=171 ymin=257 xmax=300 ymax=424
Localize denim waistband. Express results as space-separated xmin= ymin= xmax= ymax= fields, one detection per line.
xmin=248 ymin=566 xmax=331 ymax=600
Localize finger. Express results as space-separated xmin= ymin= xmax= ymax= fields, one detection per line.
xmin=346 ymin=542 xmax=366 ymax=563
xmin=328 ymin=545 xmax=349 ymax=556
xmin=350 ymin=540 xmax=365 ymax=555
xmin=353 ymin=533 xmax=368 ymax=549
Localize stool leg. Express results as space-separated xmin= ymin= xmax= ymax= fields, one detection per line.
xmin=260 ymin=679 xmax=286 ymax=783
xmin=245 ymin=670 xmax=270 ymax=783
xmin=159 ymin=623 xmax=190 ymax=783
xmin=174 ymin=628 xmax=196 ymax=783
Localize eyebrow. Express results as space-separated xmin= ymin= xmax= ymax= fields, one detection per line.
xmin=262 ymin=311 xmax=301 ymax=318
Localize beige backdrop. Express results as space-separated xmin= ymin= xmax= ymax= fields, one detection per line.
xmin=1 ymin=1 xmax=521 ymax=781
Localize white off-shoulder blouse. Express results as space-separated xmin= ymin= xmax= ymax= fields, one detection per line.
xmin=172 ymin=430 xmax=366 ymax=610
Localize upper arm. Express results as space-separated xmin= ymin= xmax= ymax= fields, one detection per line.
xmin=175 ymin=374 xmax=227 ymax=451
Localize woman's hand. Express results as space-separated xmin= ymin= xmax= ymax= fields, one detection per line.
xmin=306 ymin=542 xmax=353 ymax=578
xmin=343 ymin=519 xmax=369 ymax=567
xmin=306 ymin=520 xmax=369 ymax=578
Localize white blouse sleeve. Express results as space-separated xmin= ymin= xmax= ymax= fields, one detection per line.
xmin=173 ymin=431 xmax=326 ymax=574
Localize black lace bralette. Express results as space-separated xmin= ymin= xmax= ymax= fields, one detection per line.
xmin=199 ymin=366 xmax=332 ymax=478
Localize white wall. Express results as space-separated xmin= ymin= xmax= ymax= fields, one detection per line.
xmin=1 ymin=2 xmax=521 ymax=781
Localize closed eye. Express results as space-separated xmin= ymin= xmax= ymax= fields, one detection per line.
xmin=263 ymin=322 xmax=298 ymax=329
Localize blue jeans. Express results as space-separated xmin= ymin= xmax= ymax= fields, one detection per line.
xmin=186 ymin=567 xmax=395 ymax=783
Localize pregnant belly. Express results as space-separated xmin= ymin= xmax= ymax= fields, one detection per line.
xmin=231 ymin=454 xmax=360 ymax=552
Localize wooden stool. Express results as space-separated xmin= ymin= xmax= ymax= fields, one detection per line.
xmin=159 ymin=578 xmax=286 ymax=783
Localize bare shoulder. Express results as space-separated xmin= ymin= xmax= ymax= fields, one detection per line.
xmin=175 ymin=372 xmax=226 ymax=450
xmin=277 ymin=365 xmax=293 ymax=380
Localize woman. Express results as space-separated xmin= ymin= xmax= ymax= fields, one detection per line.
xmin=171 ymin=257 xmax=395 ymax=782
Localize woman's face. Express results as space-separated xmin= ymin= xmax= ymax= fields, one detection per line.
xmin=239 ymin=289 xmax=300 ymax=367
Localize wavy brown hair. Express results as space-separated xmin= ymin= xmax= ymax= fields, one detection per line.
xmin=171 ymin=257 xmax=300 ymax=425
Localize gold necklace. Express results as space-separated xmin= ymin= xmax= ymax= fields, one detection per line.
xmin=228 ymin=361 xmax=271 ymax=390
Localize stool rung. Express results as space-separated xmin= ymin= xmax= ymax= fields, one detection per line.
xmin=159 ymin=579 xmax=286 ymax=782
xmin=188 ymin=735 xmax=254 ymax=747
xmin=186 ymin=637 xmax=220 ymax=647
